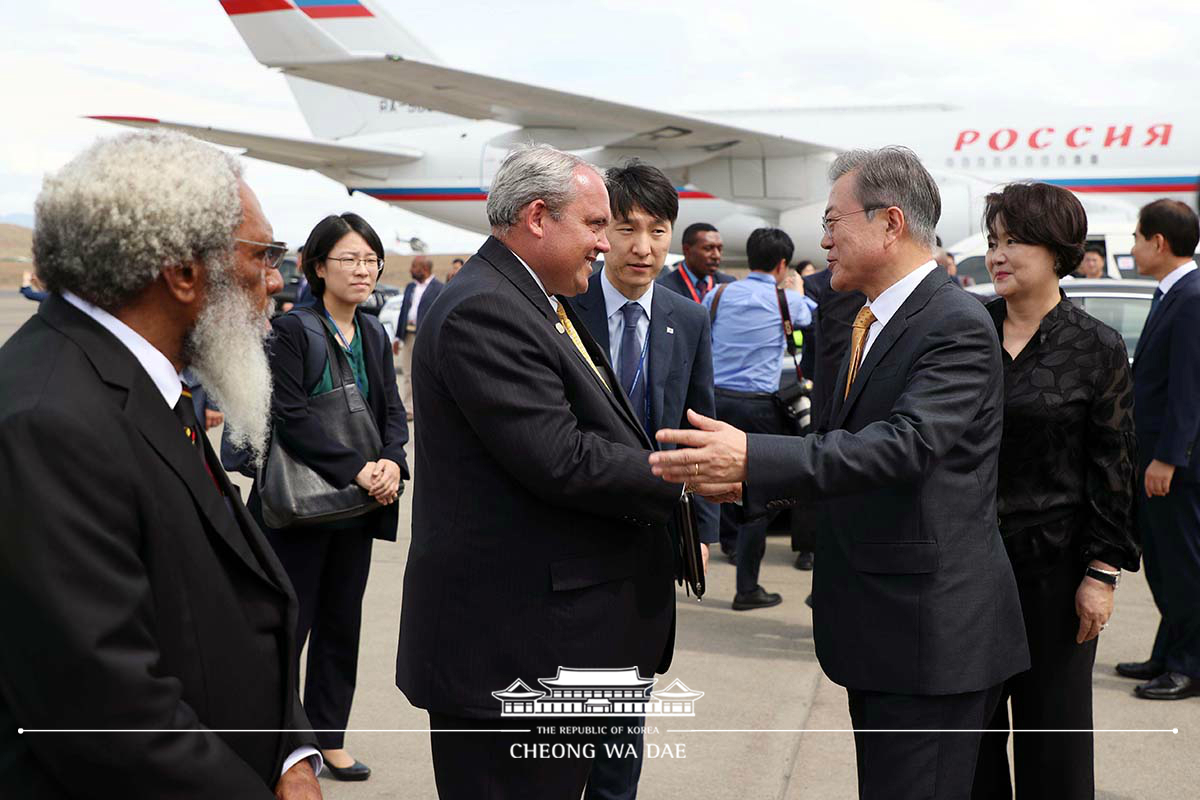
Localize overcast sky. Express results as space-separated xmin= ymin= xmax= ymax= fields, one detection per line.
xmin=3 ymin=0 xmax=1198 ymax=253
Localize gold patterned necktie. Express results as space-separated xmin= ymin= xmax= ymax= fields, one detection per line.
xmin=844 ymin=306 xmax=878 ymax=400
xmin=556 ymin=303 xmax=609 ymax=390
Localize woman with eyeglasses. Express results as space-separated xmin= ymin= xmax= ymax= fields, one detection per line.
xmin=249 ymin=212 xmax=410 ymax=782
xmin=971 ymin=183 xmax=1138 ymax=800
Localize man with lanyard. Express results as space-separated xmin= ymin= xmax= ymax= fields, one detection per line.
xmin=704 ymin=228 xmax=815 ymax=610
xmin=568 ymin=160 xmax=718 ymax=800
xmin=658 ymin=222 xmax=736 ymax=302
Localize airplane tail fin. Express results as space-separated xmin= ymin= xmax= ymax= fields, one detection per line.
xmin=220 ymin=1 xmax=465 ymax=139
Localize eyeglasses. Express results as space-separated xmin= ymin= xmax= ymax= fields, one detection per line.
xmin=326 ymin=255 xmax=385 ymax=275
xmin=235 ymin=238 xmax=288 ymax=270
xmin=821 ymin=206 xmax=886 ymax=236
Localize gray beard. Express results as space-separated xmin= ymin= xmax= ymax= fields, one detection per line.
xmin=185 ymin=271 xmax=273 ymax=465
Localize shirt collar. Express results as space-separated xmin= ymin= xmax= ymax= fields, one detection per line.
xmin=506 ymin=245 xmax=558 ymax=311
xmin=61 ymin=290 xmax=184 ymax=408
xmin=744 ymin=272 xmax=777 ymax=285
xmin=600 ymin=268 xmax=653 ymax=321
xmin=865 ymin=261 xmax=938 ymax=328
xmin=681 ymin=262 xmax=711 ymax=288
xmin=1159 ymin=261 xmax=1198 ymax=295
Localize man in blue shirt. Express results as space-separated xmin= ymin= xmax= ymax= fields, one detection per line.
xmin=704 ymin=228 xmax=815 ymax=609
xmin=658 ymin=222 xmax=736 ymax=302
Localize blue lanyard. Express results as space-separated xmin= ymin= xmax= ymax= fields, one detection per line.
xmin=321 ymin=308 xmax=366 ymax=394
xmin=626 ymin=323 xmax=652 ymax=431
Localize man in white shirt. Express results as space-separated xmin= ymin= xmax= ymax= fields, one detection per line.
xmin=394 ymin=255 xmax=443 ymax=420
xmin=650 ymin=146 xmax=1029 ymax=799
xmin=1117 ymin=199 xmax=1200 ymax=700
xmin=0 ymin=130 xmax=322 ymax=799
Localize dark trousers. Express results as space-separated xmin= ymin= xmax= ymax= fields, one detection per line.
xmin=584 ymin=717 xmax=643 ymax=800
xmin=1140 ymin=479 xmax=1200 ymax=678
xmin=715 ymin=388 xmax=790 ymax=594
xmin=264 ymin=523 xmax=374 ymax=749
xmin=429 ymin=712 xmax=599 ymax=800
xmin=972 ymin=547 xmax=1097 ymax=800
xmin=848 ymin=684 xmax=1002 ymax=800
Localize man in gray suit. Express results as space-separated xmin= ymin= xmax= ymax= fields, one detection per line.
xmin=651 ymin=147 xmax=1029 ymax=799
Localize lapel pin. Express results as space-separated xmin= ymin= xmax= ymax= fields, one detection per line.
xmin=555 ymin=322 xmax=566 ymax=334
xmin=666 ymin=326 xmax=674 ymax=334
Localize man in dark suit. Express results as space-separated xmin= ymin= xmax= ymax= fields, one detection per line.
xmin=651 ymin=147 xmax=1029 ymax=799
xmin=1117 ymin=199 xmax=1200 ymax=700
xmin=0 ymin=131 xmax=320 ymax=798
xmin=393 ymin=254 xmax=443 ymax=418
xmin=657 ymin=222 xmax=736 ymax=302
xmin=395 ymin=145 xmax=683 ymax=799
xmin=567 ymin=160 xmax=717 ymax=800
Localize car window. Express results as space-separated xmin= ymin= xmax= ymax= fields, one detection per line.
xmin=1076 ymin=296 xmax=1151 ymax=357
xmin=957 ymin=255 xmax=989 ymax=286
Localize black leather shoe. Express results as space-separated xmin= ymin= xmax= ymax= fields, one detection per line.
xmin=793 ymin=551 xmax=814 ymax=571
xmin=1116 ymin=659 xmax=1164 ymax=681
xmin=1134 ymin=672 xmax=1200 ymax=701
xmin=732 ymin=586 xmax=782 ymax=611
xmin=323 ymin=760 xmax=371 ymax=781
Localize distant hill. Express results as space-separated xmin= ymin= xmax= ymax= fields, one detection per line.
xmin=0 ymin=223 xmax=34 ymax=289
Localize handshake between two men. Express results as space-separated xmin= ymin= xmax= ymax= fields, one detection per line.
xmin=650 ymin=409 xmax=747 ymax=504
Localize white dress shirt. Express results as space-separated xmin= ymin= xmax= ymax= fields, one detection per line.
xmin=599 ymin=269 xmax=652 ymax=370
xmin=509 ymin=246 xmax=559 ymax=312
xmin=61 ymin=291 xmax=321 ymax=780
xmin=860 ymin=261 xmax=938 ymax=360
xmin=1159 ymin=260 xmax=1198 ymax=296
xmin=406 ymin=276 xmax=433 ymax=328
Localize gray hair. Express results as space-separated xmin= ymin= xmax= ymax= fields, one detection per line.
xmin=34 ymin=130 xmax=244 ymax=309
xmin=486 ymin=144 xmax=594 ymax=236
xmin=828 ymin=146 xmax=941 ymax=249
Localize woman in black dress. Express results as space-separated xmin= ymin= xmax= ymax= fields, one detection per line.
xmin=250 ymin=213 xmax=410 ymax=781
xmin=971 ymin=183 xmax=1139 ymax=800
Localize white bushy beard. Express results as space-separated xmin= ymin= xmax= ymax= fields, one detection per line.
xmin=185 ymin=261 xmax=274 ymax=465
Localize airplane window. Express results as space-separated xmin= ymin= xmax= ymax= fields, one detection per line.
xmin=1025 ymin=156 xmax=1033 ymax=167
xmin=1079 ymin=296 xmax=1150 ymax=356
xmin=1009 ymin=156 xmax=1017 ymax=167
xmin=1074 ymin=155 xmax=1082 ymax=165
xmin=962 ymin=157 xmax=970 ymax=168
xmin=994 ymin=157 xmax=1002 ymax=168
xmin=946 ymin=158 xmax=954 ymax=168
xmin=1057 ymin=154 xmax=1066 ymax=166
xmin=1041 ymin=155 xmax=1050 ymax=166
xmin=977 ymin=157 xmax=986 ymax=168
xmin=1090 ymin=154 xmax=1099 ymax=164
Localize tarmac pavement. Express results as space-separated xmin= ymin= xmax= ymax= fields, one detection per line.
xmin=2 ymin=292 xmax=1196 ymax=798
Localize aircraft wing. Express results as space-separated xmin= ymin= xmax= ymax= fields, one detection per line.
xmin=86 ymin=116 xmax=423 ymax=169
xmin=280 ymin=57 xmax=827 ymax=159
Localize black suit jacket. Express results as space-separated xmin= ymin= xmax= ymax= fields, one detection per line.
xmin=248 ymin=300 xmax=410 ymax=540
xmin=568 ymin=271 xmax=719 ymax=544
xmin=657 ymin=266 xmax=736 ymax=302
xmin=743 ymin=269 xmax=1029 ymax=695
xmin=397 ymin=276 xmax=444 ymax=337
xmin=0 ymin=295 xmax=315 ymax=798
xmin=396 ymin=237 xmax=683 ymax=718
xmin=802 ymin=269 xmax=867 ymax=432
xmin=1133 ymin=268 xmax=1200 ymax=481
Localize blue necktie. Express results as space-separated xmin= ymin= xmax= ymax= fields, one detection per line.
xmin=618 ymin=302 xmax=648 ymax=432
xmin=1147 ymin=287 xmax=1164 ymax=322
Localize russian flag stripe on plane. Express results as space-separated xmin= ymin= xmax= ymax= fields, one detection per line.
xmin=220 ymin=0 xmax=292 ymax=14
xmin=293 ymin=0 xmax=374 ymax=18
xmin=353 ymin=187 xmax=718 ymax=202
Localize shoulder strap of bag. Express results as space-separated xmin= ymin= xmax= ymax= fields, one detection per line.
xmin=776 ymin=288 xmax=804 ymax=381
xmin=708 ymin=283 xmax=730 ymax=325
xmin=294 ymin=307 xmax=330 ymax=393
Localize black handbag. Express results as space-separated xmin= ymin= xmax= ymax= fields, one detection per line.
xmin=258 ymin=311 xmax=386 ymax=528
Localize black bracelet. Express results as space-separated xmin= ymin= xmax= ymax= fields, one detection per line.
xmin=1085 ymin=566 xmax=1120 ymax=587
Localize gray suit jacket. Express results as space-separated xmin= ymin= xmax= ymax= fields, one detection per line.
xmin=743 ymin=269 xmax=1029 ymax=695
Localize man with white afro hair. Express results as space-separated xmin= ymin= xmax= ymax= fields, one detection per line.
xmin=0 ymin=130 xmax=323 ymax=799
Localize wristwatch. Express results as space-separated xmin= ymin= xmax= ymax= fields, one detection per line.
xmin=1085 ymin=566 xmax=1120 ymax=588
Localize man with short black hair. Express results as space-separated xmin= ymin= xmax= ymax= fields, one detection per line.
xmin=447 ymin=257 xmax=465 ymax=281
xmin=394 ymin=254 xmax=443 ymax=420
xmin=1118 ymin=199 xmax=1200 ymax=700
xmin=703 ymin=227 xmax=815 ymax=610
xmin=1080 ymin=246 xmax=1106 ymax=279
xmin=568 ymin=158 xmax=717 ymax=800
xmin=658 ymin=222 xmax=735 ymax=302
